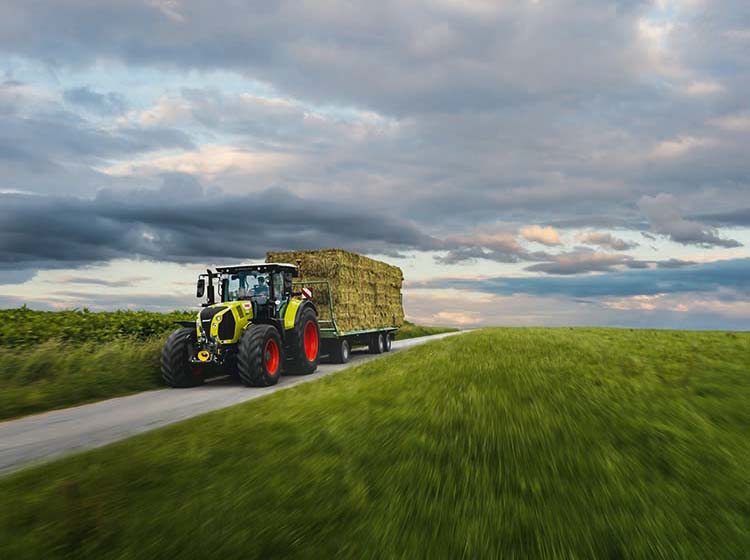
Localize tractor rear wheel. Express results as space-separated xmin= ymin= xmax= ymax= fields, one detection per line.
xmin=238 ymin=324 xmax=283 ymax=387
xmin=329 ymin=338 xmax=351 ymax=364
xmin=161 ymin=327 xmax=204 ymax=388
xmin=289 ymin=307 xmax=320 ymax=374
xmin=369 ymin=332 xmax=385 ymax=354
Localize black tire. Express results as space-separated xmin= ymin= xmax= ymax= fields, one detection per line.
xmin=383 ymin=332 xmax=392 ymax=352
xmin=161 ymin=327 xmax=204 ymax=388
xmin=238 ymin=324 xmax=283 ymax=387
xmin=368 ymin=332 xmax=385 ymax=354
xmin=288 ymin=307 xmax=320 ymax=374
xmin=329 ymin=338 xmax=351 ymax=364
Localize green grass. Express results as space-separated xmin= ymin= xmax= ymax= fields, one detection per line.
xmin=395 ymin=320 xmax=458 ymax=340
xmin=0 ymin=338 xmax=164 ymax=420
xmin=1 ymin=328 xmax=748 ymax=558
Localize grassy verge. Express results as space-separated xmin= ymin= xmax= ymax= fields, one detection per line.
xmin=0 ymin=321 xmax=454 ymax=420
xmin=394 ymin=320 xmax=458 ymax=340
xmin=1 ymin=328 xmax=748 ymax=558
xmin=0 ymin=338 xmax=163 ymax=420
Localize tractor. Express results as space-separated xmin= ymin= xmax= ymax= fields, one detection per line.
xmin=161 ymin=263 xmax=319 ymax=387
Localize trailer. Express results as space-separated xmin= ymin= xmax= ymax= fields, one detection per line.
xmin=267 ymin=249 xmax=404 ymax=364
xmin=292 ymin=278 xmax=399 ymax=363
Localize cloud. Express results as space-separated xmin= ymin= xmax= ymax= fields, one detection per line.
xmin=0 ymin=182 xmax=442 ymax=272
xmin=684 ymin=80 xmax=723 ymax=96
xmin=63 ymin=86 xmax=126 ymax=114
xmin=57 ymin=276 xmax=150 ymax=288
xmin=639 ymin=194 xmax=742 ymax=248
xmin=710 ymin=113 xmax=750 ymax=132
xmin=693 ymin=208 xmax=750 ymax=227
xmin=524 ymin=252 xmax=646 ymax=275
xmin=650 ymin=136 xmax=717 ymax=159
xmin=575 ymin=231 xmax=638 ymax=251
xmin=519 ymin=225 xmax=561 ymax=246
xmin=102 ymin=145 xmax=295 ymax=180
xmin=0 ymin=0 xmax=656 ymax=115
xmin=413 ymin=258 xmax=750 ymax=299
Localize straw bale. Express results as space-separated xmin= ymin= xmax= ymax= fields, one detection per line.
xmin=266 ymin=249 xmax=404 ymax=333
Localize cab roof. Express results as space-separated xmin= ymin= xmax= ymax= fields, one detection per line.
xmin=214 ymin=263 xmax=298 ymax=275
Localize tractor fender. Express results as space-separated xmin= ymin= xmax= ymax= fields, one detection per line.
xmin=283 ymin=298 xmax=317 ymax=330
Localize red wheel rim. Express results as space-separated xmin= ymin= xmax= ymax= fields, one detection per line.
xmin=265 ymin=338 xmax=280 ymax=374
xmin=303 ymin=321 xmax=318 ymax=361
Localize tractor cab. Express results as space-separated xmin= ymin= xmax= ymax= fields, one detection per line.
xmin=197 ymin=263 xmax=297 ymax=314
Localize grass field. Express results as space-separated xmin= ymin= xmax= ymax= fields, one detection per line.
xmin=0 ymin=308 xmax=453 ymax=420
xmin=1 ymin=328 xmax=748 ymax=558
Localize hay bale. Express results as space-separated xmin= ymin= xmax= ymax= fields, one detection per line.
xmin=266 ymin=249 xmax=404 ymax=333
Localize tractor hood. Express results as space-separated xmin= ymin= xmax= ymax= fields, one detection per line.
xmin=197 ymin=301 xmax=253 ymax=344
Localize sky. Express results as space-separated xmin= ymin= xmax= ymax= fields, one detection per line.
xmin=0 ymin=0 xmax=749 ymax=329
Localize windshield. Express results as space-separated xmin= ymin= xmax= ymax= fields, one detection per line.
xmin=221 ymin=270 xmax=270 ymax=302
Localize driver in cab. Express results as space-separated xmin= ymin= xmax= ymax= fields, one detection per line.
xmin=253 ymin=276 xmax=270 ymax=298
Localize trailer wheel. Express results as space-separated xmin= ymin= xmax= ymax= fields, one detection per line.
xmin=330 ymin=338 xmax=351 ymax=364
xmin=161 ymin=327 xmax=204 ymax=387
xmin=289 ymin=307 xmax=320 ymax=374
xmin=238 ymin=324 xmax=283 ymax=387
xmin=369 ymin=332 xmax=385 ymax=354
xmin=383 ymin=332 xmax=392 ymax=352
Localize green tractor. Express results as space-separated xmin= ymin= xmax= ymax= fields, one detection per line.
xmin=161 ymin=263 xmax=320 ymax=387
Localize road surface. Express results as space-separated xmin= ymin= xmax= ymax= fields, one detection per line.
xmin=0 ymin=332 xmax=459 ymax=475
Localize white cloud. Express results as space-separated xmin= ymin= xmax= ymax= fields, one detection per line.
xmin=520 ymin=225 xmax=562 ymax=246
xmin=710 ymin=113 xmax=750 ymax=132
xmin=101 ymin=145 xmax=296 ymax=178
xmin=685 ymin=79 xmax=723 ymax=96
xmin=575 ymin=231 xmax=637 ymax=251
xmin=650 ymin=136 xmax=716 ymax=159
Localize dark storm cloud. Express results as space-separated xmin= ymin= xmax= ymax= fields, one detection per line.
xmin=414 ymin=258 xmax=750 ymax=299
xmin=639 ymin=194 xmax=742 ymax=248
xmin=0 ymin=186 xmax=442 ymax=270
xmin=524 ymin=254 xmax=649 ymax=275
xmin=0 ymin=115 xmax=193 ymax=162
xmin=693 ymin=208 xmax=750 ymax=227
xmin=59 ymin=276 xmax=150 ymax=287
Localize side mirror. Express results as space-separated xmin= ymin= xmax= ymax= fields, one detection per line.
xmin=196 ymin=278 xmax=205 ymax=298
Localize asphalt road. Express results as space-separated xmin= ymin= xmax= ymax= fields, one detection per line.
xmin=0 ymin=332 xmax=460 ymax=475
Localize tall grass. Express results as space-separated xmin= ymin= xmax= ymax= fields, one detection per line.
xmin=0 ymin=338 xmax=163 ymax=420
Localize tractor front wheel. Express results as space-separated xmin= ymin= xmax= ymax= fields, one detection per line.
xmin=289 ymin=307 xmax=320 ymax=374
xmin=238 ymin=324 xmax=283 ymax=387
xmin=161 ymin=327 xmax=204 ymax=388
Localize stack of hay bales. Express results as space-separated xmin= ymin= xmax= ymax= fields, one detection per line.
xmin=266 ymin=249 xmax=404 ymax=333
